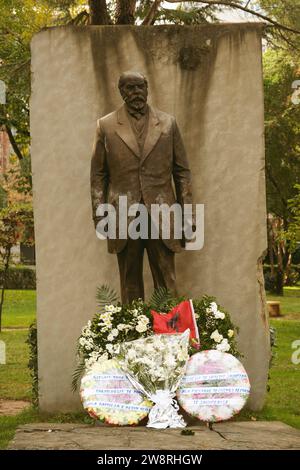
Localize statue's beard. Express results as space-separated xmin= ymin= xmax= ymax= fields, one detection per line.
xmin=125 ymin=95 xmax=147 ymax=111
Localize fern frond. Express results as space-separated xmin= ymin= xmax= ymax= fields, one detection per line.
xmin=96 ymin=284 xmax=119 ymax=310
xmin=71 ymin=358 xmax=85 ymax=392
xmin=149 ymin=287 xmax=173 ymax=311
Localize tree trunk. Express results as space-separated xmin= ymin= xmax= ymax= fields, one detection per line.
xmin=88 ymin=0 xmax=109 ymax=25
xmin=267 ymin=216 xmax=275 ymax=277
xmin=115 ymin=0 xmax=136 ymax=24
xmin=275 ymin=243 xmax=284 ymax=296
xmin=285 ymin=252 xmax=293 ymax=286
xmin=5 ymin=125 xmax=23 ymax=161
xmin=275 ymin=269 xmax=284 ymax=296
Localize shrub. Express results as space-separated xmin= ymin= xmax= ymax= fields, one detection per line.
xmin=26 ymin=321 xmax=38 ymax=407
xmin=0 ymin=265 xmax=36 ymax=289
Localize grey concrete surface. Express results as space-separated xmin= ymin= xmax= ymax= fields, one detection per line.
xmin=8 ymin=421 xmax=300 ymax=450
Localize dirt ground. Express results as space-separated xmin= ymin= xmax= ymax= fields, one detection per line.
xmin=0 ymin=399 xmax=30 ymax=416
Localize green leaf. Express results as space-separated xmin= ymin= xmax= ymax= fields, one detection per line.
xmin=96 ymin=284 xmax=119 ymax=310
xmin=71 ymin=357 xmax=85 ymax=392
xmin=149 ymin=287 xmax=174 ymax=312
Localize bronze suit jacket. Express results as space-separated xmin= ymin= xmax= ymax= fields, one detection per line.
xmin=90 ymin=104 xmax=193 ymax=254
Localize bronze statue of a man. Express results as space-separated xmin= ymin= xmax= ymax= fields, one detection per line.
xmin=90 ymin=71 xmax=194 ymax=304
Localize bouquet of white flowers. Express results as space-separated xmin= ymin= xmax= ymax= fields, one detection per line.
xmin=117 ymin=329 xmax=190 ymax=429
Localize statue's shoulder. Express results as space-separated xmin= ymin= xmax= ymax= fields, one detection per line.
xmin=96 ymin=109 xmax=118 ymax=129
xmin=151 ymin=107 xmax=175 ymax=124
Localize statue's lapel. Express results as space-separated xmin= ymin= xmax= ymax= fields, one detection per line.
xmin=116 ymin=105 xmax=140 ymax=158
xmin=142 ymin=106 xmax=161 ymax=163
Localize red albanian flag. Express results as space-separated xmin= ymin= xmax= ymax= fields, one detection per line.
xmin=151 ymin=300 xmax=200 ymax=348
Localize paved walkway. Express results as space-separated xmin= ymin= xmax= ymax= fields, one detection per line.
xmin=8 ymin=421 xmax=300 ymax=450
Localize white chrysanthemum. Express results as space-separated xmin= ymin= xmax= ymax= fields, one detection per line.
xmin=152 ymin=336 xmax=163 ymax=348
xmin=88 ymin=350 xmax=100 ymax=360
xmin=79 ymin=336 xmax=95 ymax=351
xmin=216 ymin=338 xmax=230 ymax=352
xmin=165 ymin=354 xmax=176 ymax=368
xmin=111 ymin=328 xmax=119 ymax=337
xmin=154 ymin=367 xmax=165 ymax=379
xmin=210 ymin=329 xmax=223 ymax=343
xmin=136 ymin=315 xmax=149 ymax=324
xmin=106 ymin=343 xmax=114 ymax=354
xmin=101 ymin=319 xmax=112 ymax=329
xmin=145 ymin=343 xmax=155 ymax=354
xmin=136 ymin=322 xmax=148 ymax=333
xmin=105 ymin=305 xmax=115 ymax=312
xmin=86 ymin=352 xmax=109 ymax=371
xmin=214 ymin=310 xmax=225 ymax=320
xmin=206 ymin=302 xmax=218 ymax=315
xmin=107 ymin=333 xmax=114 ymax=341
xmin=84 ymin=352 xmax=102 ymax=370
xmin=228 ymin=329 xmax=234 ymax=338
xmin=81 ymin=323 xmax=97 ymax=338
xmin=127 ymin=349 xmax=137 ymax=360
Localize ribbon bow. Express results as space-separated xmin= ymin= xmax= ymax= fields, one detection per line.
xmin=147 ymin=390 xmax=186 ymax=429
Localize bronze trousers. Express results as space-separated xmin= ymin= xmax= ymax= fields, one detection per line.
xmin=117 ymin=235 xmax=178 ymax=304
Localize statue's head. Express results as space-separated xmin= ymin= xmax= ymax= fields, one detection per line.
xmin=118 ymin=71 xmax=148 ymax=110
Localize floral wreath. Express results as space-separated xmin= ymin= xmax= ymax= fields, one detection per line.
xmin=73 ymin=286 xmax=240 ymax=390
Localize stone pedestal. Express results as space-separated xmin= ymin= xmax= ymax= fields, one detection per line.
xmin=31 ymin=24 xmax=270 ymax=412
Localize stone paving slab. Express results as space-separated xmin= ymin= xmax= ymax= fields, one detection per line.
xmin=8 ymin=421 xmax=300 ymax=450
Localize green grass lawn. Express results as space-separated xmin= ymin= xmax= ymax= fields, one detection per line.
xmin=0 ymin=287 xmax=299 ymax=448
xmin=1 ymin=286 xmax=297 ymax=327
xmin=1 ymin=290 xmax=36 ymax=328
xmin=267 ymin=286 xmax=300 ymax=319
xmin=0 ymin=408 xmax=92 ymax=449
xmin=260 ymin=319 xmax=300 ymax=429
xmin=0 ymin=330 xmax=32 ymax=401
